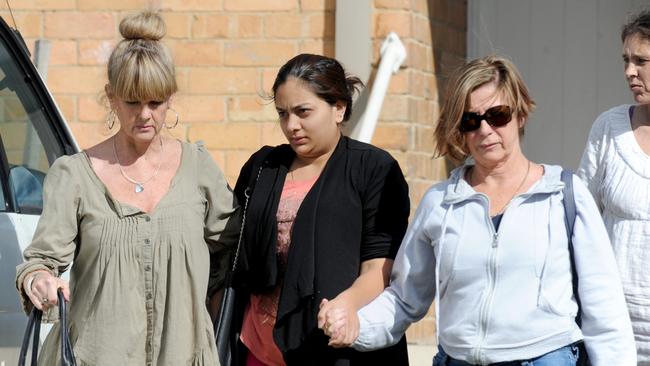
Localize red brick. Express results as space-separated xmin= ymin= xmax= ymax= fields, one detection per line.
xmin=298 ymin=40 xmax=334 ymax=57
xmin=53 ymin=94 xmax=76 ymax=123
xmin=78 ymin=95 xmax=105 ymax=123
xmin=234 ymin=15 xmax=263 ymax=38
xmin=262 ymin=68 xmax=280 ymax=95
xmin=224 ymin=0 xmax=297 ymax=11
xmin=372 ymin=124 xmax=410 ymax=151
xmin=264 ymin=13 xmax=303 ymax=38
xmin=261 ymin=122 xmax=288 ymax=146
xmin=375 ymin=11 xmax=411 ymax=38
xmin=379 ymin=95 xmax=408 ymax=121
xmin=299 ymin=0 xmax=335 ymax=10
xmin=387 ymin=70 xmax=409 ymax=94
xmin=374 ymin=0 xmax=410 ymax=9
xmin=208 ymin=149 xmax=226 ymax=171
xmin=161 ymin=12 xmax=191 ymax=39
xmin=173 ymin=95 xmax=225 ymax=123
xmin=307 ymin=12 xmax=334 ymax=38
xmin=175 ymin=68 xmax=190 ymax=93
xmin=168 ymin=40 xmax=223 ymax=66
xmin=0 ymin=12 xmax=42 ymax=38
xmin=68 ymin=121 xmax=108 ymax=149
xmin=48 ymin=66 xmax=105 ymax=94
xmin=415 ymin=125 xmax=435 ymax=152
xmin=159 ymin=0 xmax=222 ymax=11
xmin=49 ymin=40 xmax=78 ymax=65
xmin=224 ymin=41 xmax=296 ymax=66
xmin=413 ymin=14 xmax=433 ymax=45
xmin=188 ymin=68 xmax=259 ymax=94
xmin=188 ymin=122 xmax=261 ymax=149
xmin=192 ymin=14 xmax=229 ymax=39
xmin=412 ymin=0 xmax=429 ymax=15
xmin=45 ymin=12 xmax=114 ymax=39
xmin=224 ymin=149 xmax=254 ymax=181
xmin=78 ymin=0 xmax=147 ymax=10
xmin=79 ymin=40 xmax=114 ymax=66
xmin=7 ymin=0 xmax=75 ymax=10
xmin=227 ymin=96 xmax=276 ymax=121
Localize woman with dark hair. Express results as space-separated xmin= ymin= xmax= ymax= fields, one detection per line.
xmin=231 ymin=53 xmax=410 ymax=365
xmin=327 ymin=55 xmax=636 ymax=365
xmin=578 ymin=9 xmax=650 ymax=363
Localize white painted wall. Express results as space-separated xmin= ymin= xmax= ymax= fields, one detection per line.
xmin=468 ymin=0 xmax=649 ymax=169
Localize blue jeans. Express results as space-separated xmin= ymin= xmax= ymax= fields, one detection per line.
xmin=432 ymin=344 xmax=579 ymax=366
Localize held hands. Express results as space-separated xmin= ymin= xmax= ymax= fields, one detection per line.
xmin=317 ymin=297 xmax=360 ymax=348
xmin=23 ymin=270 xmax=70 ymax=311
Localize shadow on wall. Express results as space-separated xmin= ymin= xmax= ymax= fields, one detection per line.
xmin=428 ymin=0 xmax=468 ymax=175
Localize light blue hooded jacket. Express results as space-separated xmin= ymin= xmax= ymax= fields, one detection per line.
xmin=353 ymin=164 xmax=636 ymax=365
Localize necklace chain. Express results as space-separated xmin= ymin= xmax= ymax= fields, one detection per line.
xmin=468 ymin=160 xmax=531 ymax=215
xmin=112 ymin=135 xmax=164 ymax=193
xmin=495 ymin=160 xmax=530 ymax=214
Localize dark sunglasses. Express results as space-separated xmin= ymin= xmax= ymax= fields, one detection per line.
xmin=459 ymin=105 xmax=513 ymax=133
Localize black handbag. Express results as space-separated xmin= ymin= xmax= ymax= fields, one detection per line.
xmin=215 ymin=165 xmax=263 ymax=366
xmin=18 ymin=288 xmax=76 ymax=366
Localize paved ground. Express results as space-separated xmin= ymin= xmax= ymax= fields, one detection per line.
xmin=408 ymin=343 xmax=437 ymax=366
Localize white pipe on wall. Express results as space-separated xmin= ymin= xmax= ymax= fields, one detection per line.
xmin=349 ymin=32 xmax=407 ymax=143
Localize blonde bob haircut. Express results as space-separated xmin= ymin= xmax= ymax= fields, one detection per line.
xmin=106 ymin=11 xmax=177 ymax=102
xmin=434 ymin=55 xmax=535 ymax=164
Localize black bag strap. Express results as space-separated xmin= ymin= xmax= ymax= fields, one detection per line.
xmin=18 ymin=289 xmax=77 ymax=366
xmin=561 ymin=169 xmax=582 ymax=327
xmin=230 ymin=165 xmax=262 ymax=273
xmin=230 ymin=146 xmax=272 ymax=273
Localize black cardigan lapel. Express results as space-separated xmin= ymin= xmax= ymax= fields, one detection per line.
xmin=274 ymin=135 xmax=348 ymax=352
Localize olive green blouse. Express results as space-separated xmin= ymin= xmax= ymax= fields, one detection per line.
xmin=16 ymin=141 xmax=240 ymax=366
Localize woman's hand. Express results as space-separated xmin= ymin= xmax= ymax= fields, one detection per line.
xmin=317 ymin=297 xmax=360 ymax=348
xmin=23 ymin=270 xmax=70 ymax=311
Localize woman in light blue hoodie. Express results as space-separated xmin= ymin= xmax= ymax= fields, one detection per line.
xmin=317 ymin=55 xmax=636 ymax=365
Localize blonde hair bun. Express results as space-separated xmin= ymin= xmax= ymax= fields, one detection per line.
xmin=119 ymin=11 xmax=166 ymax=41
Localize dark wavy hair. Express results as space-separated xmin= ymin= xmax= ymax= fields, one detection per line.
xmin=622 ymin=10 xmax=650 ymax=42
xmin=271 ymin=54 xmax=363 ymax=121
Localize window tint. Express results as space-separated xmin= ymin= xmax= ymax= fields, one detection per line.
xmin=0 ymin=36 xmax=64 ymax=214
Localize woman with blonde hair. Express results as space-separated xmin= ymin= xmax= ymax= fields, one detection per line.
xmin=323 ymin=55 xmax=636 ymax=365
xmin=16 ymin=11 xmax=239 ymax=365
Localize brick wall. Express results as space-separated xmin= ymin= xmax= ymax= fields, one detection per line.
xmin=1 ymin=0 xmax=335 ymax=184
xmin=1 ymin=0 xmax=466 ymax=348
xmin=369 ymin=0 xmax=466 ymax=345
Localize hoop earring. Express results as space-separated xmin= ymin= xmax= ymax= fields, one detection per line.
xmin=106 ymin=110 xmax=116 ymax=129
xmin=165 ymin=108 xmax=179 ymax=129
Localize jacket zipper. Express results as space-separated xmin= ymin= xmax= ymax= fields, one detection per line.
xmin=473 ymin=203 xmax=500 ymax=364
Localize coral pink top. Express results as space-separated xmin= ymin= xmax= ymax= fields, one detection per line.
xmin=240 ymin=176 xmax=317 ymax=366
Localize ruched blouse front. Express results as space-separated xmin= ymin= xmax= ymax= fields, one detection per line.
xmin=578 ymin=104 xmax=650 ymax=363
xmin=15 ymin=141 xmax=240 ymax=366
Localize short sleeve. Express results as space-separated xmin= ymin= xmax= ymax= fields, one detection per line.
xmin=15 ymin=155 xmax=81 ymax=312
xmin=196 ymin=145 xmax=241 ymax=295
xmin=360 ymin=157 xmax=410 ymax=261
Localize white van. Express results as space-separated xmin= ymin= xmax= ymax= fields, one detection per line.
xmin=0 ymin=16 xmax=79 ymax=364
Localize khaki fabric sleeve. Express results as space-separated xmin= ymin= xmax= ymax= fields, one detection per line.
xmin=196 ymin=145 xmax=241 ymax=296
xmin=15 ymin=155 xmax=81 ymax=314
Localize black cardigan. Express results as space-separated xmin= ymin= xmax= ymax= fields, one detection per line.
xmin=233 ymin=136 xmax=410 ymax=365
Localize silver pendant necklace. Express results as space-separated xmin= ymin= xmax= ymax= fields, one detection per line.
xmin=112 ymin=135 xmax=164 ymax=193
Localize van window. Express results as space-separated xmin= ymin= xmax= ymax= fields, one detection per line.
xmin=0 ymin=37 xmax=64 ymax=214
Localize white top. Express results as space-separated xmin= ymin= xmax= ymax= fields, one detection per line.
xmin=578 ymin=104 xmax=650 ymax=363
xmin=353 ymin=164 xmax=636 ymax=365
